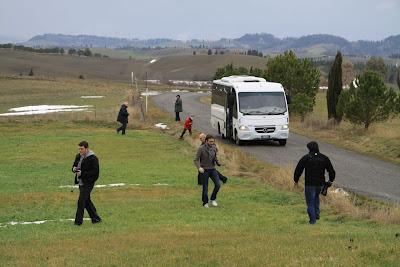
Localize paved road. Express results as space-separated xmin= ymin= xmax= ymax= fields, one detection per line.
xmin=153 ymin=92 xmax=400 ymax=203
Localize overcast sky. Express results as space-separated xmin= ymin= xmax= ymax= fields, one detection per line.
xmin=0 ymin=0 xmax=399 ymax=42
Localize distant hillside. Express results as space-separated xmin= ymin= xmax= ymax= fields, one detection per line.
xmin=20 ymin=33 xmax=400 ymax=57
xmin=0 ymin=50 xmax=267 ymax=81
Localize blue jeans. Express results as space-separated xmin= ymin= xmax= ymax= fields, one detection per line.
xmin=200 ymin=169 xmax=221 ymax=205
xmin=304 ymin=186 xmax=322 ymax=224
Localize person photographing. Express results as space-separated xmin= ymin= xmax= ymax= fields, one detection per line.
xmin=72 ymin=141 xmax=102 ymax=225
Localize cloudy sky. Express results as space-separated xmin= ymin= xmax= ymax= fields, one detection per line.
xmin=0 ymin=0 xmax=399 ymax=42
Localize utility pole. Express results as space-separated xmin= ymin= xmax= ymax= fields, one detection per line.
xmin=145 ymin=72 xmax=148 ymax=113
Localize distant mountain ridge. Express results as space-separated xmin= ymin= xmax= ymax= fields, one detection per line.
xmin=21 ymin=33 xmax=400 ymax=57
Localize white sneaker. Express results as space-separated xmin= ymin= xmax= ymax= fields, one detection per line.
xmin=203 ymin=203 xmax=209 ymax=208
xmin=211 ymin=200 xmax=218 ymax=207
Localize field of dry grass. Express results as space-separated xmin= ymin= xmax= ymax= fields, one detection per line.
xmin=0 ymin=49 xmax=267 ymax=82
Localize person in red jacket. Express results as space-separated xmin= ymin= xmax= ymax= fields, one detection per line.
xmin=179 ymin=115 xmax=193 ymax=139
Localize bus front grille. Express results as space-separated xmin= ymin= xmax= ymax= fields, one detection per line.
xmin=255 ymin=127 xmax=276 ymax=133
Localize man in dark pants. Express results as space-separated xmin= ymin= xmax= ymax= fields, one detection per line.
xmin=117 ymin=102 xmax=129 ymax=135
xmin=194 ymin=135 xmax=221 ymax=208
xmin=73 ymin=141 xmax=101 ymax=225
xmin=197 ymin=133 xmax=227 ymax=185
xmin=174 ymin=95 xmax=182 ymax=121
xmin=294 ymin=141 xmax=335 ymax=224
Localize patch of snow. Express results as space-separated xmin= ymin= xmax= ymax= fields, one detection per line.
xmin=145 ymin=80 xmax=161 ymax=84
xmin=80 ymin=96 xmax=104 ymax=99
xmin=170 ymin=89 xmax=189 ymax=93
xmin=141 ymin=91 xmax=160 ymax=96
xmin=333 ymin=188 xmax=350 ymax=197
xmin=0 ymin=218 xmax=90 ymax=228
xmin=59 ymin=183 xmax=126 ymax=189
xmin=0 ymin=105 xmax=93 ymax=117
xmin=154 ymin=123 xmax=169 ymax=130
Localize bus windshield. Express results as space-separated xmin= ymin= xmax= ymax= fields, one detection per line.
xmin=239 ymin=92 xmax=287 ymax=115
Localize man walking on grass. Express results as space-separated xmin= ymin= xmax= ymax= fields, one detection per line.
xmin=117 ymin=102 xmax=129 ymax=135
xmin=194 ymin=134 xmax=221 ymax=208
xmin=73 ymin=141 xmax=102 ymax=225
xmin=294 ymin=141 xmax=335 ymax=224
xmin=197 ymin=133 xmax=227 ymax=185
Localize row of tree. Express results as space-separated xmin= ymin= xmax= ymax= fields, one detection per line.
xmin=214 ymin=50 xmax=400 ymax=129
xmin=0 ymin=43 xmax=65 ymax=54
xmin=0 ymin=43 xmax=108 ymax=58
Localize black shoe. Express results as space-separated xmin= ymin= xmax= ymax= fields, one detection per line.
xmin=221 ymin=177 xmax=228 ymax=184
xmin=92 ymin=219 xmax=102 ymax=224
xmin=74 ymin=222 xmax=82 ymax=226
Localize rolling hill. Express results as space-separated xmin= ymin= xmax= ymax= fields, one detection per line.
xmin=20 ymin=33 xmax=400 ymax=57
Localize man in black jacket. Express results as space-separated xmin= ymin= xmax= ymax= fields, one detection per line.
xmin=294 ymin=141 xmax=335 ymax=224
xmin=73 ymin=141 xmax=101 ymax=225
xmin=117 ymin=102 xmax=129 ymax=135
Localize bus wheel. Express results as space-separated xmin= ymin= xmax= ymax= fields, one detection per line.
xmin=278 ymin=139 xmax=287 ymax=146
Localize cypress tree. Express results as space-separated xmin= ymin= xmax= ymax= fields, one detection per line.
xmin=327 ymin=51 xmax=343 ymax=122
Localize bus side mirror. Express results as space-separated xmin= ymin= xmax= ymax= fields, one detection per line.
xmin=286 ymin=95 xmax=291 ymax=104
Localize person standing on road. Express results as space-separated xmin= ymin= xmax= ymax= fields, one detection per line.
xmin=294 ymin=141 xmax=335 ymax=224
xmin=117 ymin=102 xmax=129 ymax=135
xmin=179 ymin=115 xmax=193 ymax=139
xmin=174 ymin=95 xmax=182 ymax=121
xmin=73 ymin=141 xmax=102 ymax=226
xmin=194 ymin=135 xmax=221 ymax=208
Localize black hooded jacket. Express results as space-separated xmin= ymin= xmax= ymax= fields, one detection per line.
xmin=117 ymin=104 xmax=129 ymax=124
xmin=294 ymin=142 xmax=335 ymax=186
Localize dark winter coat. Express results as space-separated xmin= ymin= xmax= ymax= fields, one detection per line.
xmin=117 ymin=104 xmax=129 ymax=124
xmin=72 ymin=152 xmax=99 ymax=185
xmin=294 ymin=143 xmax=335 ymax=186
xmin=174 ymin=98 xmax=183 ymax=112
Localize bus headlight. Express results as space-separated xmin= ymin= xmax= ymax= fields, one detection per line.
xmin=239 ymin=125 xmax=250 ymax=131
xmin=281 ymin=124 xmax=289 ymax=130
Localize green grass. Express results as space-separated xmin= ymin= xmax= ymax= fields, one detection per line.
xmin=0 ymin=77 xmax=399 ymax=266
xmin=1 ymin=122 xmax=399 ymax=266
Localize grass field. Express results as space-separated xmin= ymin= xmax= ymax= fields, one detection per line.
xmin=0 ymin=77 xmax=399 ymax=266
